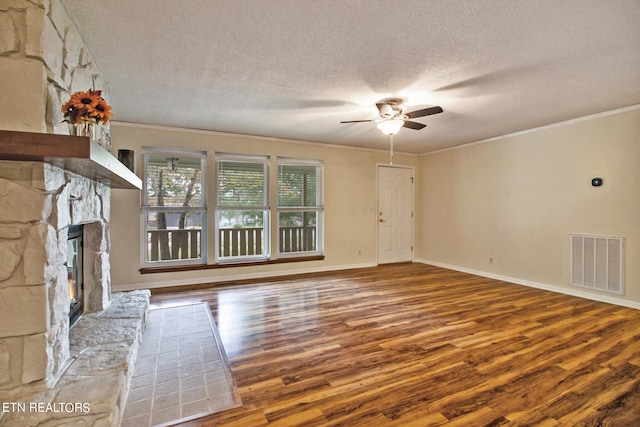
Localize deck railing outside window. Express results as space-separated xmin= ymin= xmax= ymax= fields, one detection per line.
xmin=147 ymin=229 xmax=202 ymax=261
xmin=147 ymin=226 xmax=315 ymax=261
xmin=219 ymin=227 xmax=263 ymax=257
xmin=279 ymin=225 xmax=316 ymax=253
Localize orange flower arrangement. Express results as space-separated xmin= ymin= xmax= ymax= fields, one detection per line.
xmin=61 ymin=89 xmax=112 ymax=125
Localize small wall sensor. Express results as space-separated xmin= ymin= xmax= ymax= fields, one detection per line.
xmin=591 ymin=178 xmax=603 ymax=187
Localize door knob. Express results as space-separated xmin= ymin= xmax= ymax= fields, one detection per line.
xmin=379 ymin=219 xmax=386 ymax=223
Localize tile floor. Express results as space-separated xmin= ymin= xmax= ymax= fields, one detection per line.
xmin=121 ymin=302 xmax=240 ymax=427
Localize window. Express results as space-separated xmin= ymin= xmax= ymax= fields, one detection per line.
xmin=141 ymin=148 xmax=206 ymax=266
xmin=277 ymin=158 xmax=323 ymax=256
xmin=215 ymin=154 xmax=269 ymax=261
xmin=139 ymin=151 xmax=323 ymax=268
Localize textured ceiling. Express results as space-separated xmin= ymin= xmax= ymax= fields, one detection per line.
xmin=60 ymin=0 xmax=640 ymax=154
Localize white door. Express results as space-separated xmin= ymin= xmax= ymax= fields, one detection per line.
xmin=378 ymin=165 xmax=414 ymax=264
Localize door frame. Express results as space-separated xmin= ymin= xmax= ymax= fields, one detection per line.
xmin=376 ymin=163 xmax=415 ymax=265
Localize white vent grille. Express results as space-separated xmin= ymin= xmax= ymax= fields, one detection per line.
xmin=571 ymin=234 xmax=624 ymax=295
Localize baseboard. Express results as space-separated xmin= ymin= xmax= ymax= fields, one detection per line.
xmin=415 ymin=258 xmax=640 ymax=310
xmin=112 ymin=261 xmax=378 ymax=292
xmin=115 ymin=259 xmax=640 ymax=310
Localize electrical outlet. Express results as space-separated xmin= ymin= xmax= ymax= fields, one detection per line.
xmin=357 ymin=249 xmax=362 ymax=256
xmin=489 ymin=257 xmax=493 ymax=264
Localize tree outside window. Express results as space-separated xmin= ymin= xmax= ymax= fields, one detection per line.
xmin=215 ymin=155 xmax=269 ymax=260
xmin=277 ymin=159 xmax=323 ymax=256
xmin=141 ymin=149 xmax=206 ymax=265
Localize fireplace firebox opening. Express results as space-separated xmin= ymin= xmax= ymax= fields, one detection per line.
xmin=67 ymin=225 xmax=84 ymax=326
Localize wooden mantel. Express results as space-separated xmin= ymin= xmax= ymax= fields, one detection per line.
xmin=0 ymin=130 xmax=141 ymax=189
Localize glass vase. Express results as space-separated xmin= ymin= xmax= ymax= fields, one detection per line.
xmin=73 ymin=122 xmax=99 ymax=140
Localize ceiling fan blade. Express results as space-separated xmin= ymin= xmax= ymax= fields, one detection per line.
xmin=402 ymin=120 xmax=427 ymax=130
xmin=404 ymin=106 xmax=443 ymax=119
xmin=340 ymin=119 xmax=374 ymax=124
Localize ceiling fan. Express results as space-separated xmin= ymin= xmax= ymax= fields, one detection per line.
xmin=340 ymin=98 xmax=443 ymax=134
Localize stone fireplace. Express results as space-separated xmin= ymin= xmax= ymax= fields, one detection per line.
xmin=0 ymin=134 xmax=147 ymax=425
xmin=0 ymin=159 xmax=112 ymax=389
xmin=1 ymin=1 xmax=150 ymax=423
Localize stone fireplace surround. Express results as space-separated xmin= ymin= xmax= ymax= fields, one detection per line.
xmin=0 ymin=158 xmax=112 ymax=383
xmin=0 ymin=157 xmax=148 ymax=426
xmin=1 ymin=0 xmax=151 ymax=423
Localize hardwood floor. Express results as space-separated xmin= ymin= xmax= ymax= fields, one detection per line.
xmin=149 ymin=263 xmax=640 ymax=426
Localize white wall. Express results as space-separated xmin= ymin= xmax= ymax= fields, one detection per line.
xmin=416 ymin=107 xmax=640 ymax=306
xmin=111 ymin=107 xmax=640 ymax=308
xmin=110 ymin=123 xmax=418 ymax=290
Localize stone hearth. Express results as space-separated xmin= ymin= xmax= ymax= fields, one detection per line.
xmin=1 ymin=291 xmax=149 ymax=426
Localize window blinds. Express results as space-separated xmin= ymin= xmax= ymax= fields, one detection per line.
xmin=216 ymin=159 xmax=268 ymax=208
xmin=277 ymin=164 xmax=320 ymax=207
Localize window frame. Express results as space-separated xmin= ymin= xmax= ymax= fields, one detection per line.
xmin=276 ymin=158 xmax=324 ymax=258
xmin=214 ymin=153 xmax=271 ymax=263
xmin=140 ymin=147 xmax=207 ymax=268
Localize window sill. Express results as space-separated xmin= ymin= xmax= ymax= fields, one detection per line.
xmin=139 ymin=255 xmax=325 ymax=274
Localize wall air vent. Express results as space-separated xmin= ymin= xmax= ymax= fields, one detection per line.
xmin=571 ymin=234 xmax=624 ymax=295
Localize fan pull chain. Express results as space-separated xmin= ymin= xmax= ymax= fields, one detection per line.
xmin=389 ymin=133 xmax=394 ymax=165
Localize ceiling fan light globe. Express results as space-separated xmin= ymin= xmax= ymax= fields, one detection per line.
xmin=377 ymin=119 xmax=404 ymax=135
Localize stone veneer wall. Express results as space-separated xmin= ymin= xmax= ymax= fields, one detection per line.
xmin=0 ymin=0 xmax=111 ymax=149
xmin=0 ymin=0 xmax=115 ymax=400
xmin=0 ymin=160 xmax=111 ymax=397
